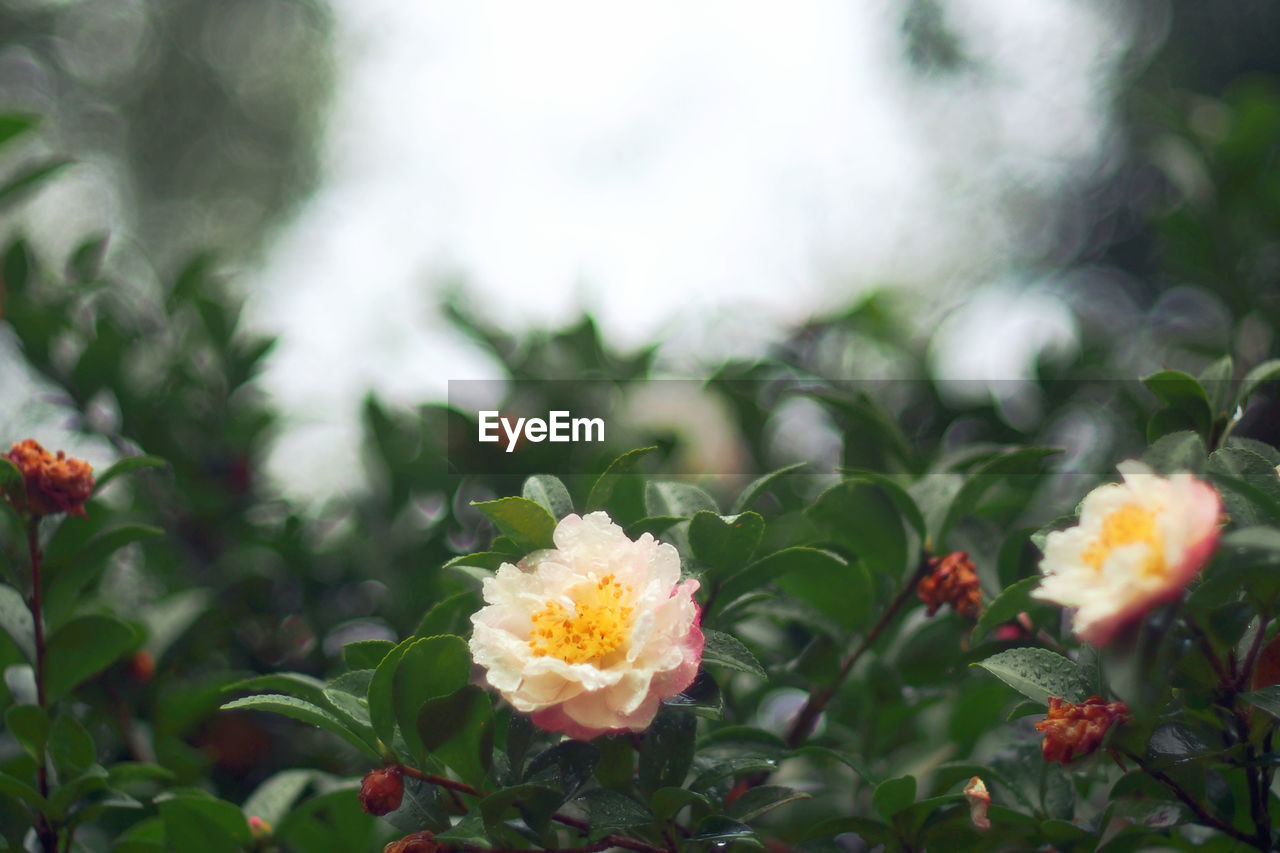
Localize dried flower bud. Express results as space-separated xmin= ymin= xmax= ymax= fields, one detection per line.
xmin=4 ymin=439 xmax=94 ymax=518
xmin=359 ymin=765 xmax=405 ymax=815
xmin=917 ymin=551 xmax=982 ymax=619
xmin=248 ymin=815 xmax=272 ymax=839
xmin=384 ymin=832 xmax=436 ymax=853
xmin=1036 ymin=696 xmax=1129 ymax=763
xmin=963 ymin=776 xmax=990 ymax=831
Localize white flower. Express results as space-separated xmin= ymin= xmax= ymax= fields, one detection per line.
xmin=469 ymin=511 xmax=704 ymax=740
xmin=1032 ymin=460 xmax=1221 ymax=645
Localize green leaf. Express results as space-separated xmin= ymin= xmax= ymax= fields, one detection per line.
xmin=392 ymin=635 xmax=471 ymax=764
xmin=527 ymin=741 xmax=599 ymax=799
xmin=725 ymin=785 xmax=810 ymax=822
xmin=414 ymin=590 xmax=478 ymax=639
xmin=841 ymin=470 xmax=927 ymax=538
xmin=1237 ymin=358 xmax=1280 ymax=409
xmin=775 ymin=554 xmax=873 ymax=634
xmin=1141 ymin=431 xmax=1207 ymax=476
xmin=972 ymin=576 xmax=1043 ymax=640
xmin=0 ymin=114 xmax=37 ymax=149
xmin=730 ymin=463 xmax=806 ymax=514
xmin=1197 ymin=356 xmax=1234 ymax=416
xmin=873 ymin=775 xmax=916 ymax=820
xmin=1143 ymin=369 xmax=1212 ymax=439
xmin=368 ymin=637 xmax=413 ymax=750
xmin=242 ymin=770 xmax=314 ymax=827
xmin=522 ymin=475 xmax=574 ymax=520
xmin=0 ymin=457 xmax=23 ymax=508
xmin=226 ymin=672 xmax=330 ymax=708
xmin=323 ymin=670 xmax=376 ymax=737
xmin=442 ymin=551 xmax=517 ymax=573
xmin=809 ymin=480 xmax=909 ymax=579
xmin=417 ymin=685 xmax=493 ymax=785
xmin=67 ymin=234 xmax=108 ymax=281
xmin=717 ymin=547 xmax=853 ymax=620
xmin=93 ymin=455 xmax=167 ymax=494
xmin=973 ymin=648 xmax=1091 ymax=705
xmin=343 ymin=640 xmax=393 ymax=672
xmin=638 ymin=709 xmax=696 ymax=796
xmin=140 ymin=588 xmax=211 ymax=660
xmin=701 ymin=629 xmax=766 ymax=678
xmin=0 ymin=769 xmax=48 ymax=811
xmin=157 ymin=793 xmax=251 ymax=853
xmin=0 ymin=158 xmax=71 ymax=213
xmin=692 ymin=816 xmax=760 ymax=847
xmin=1242 ymin=686 xmax=1280 ymax=719
xmin=44 ymin=615 xmax=137 ymax=703
xmin=471 ymin=496 xmax=556 ymax=552
xmin=586 ymin=447 xmax=656 ymax=512
xmin=688 ymin=511 xmax=764 ymax=572
xmin=649 ymin=787 xmax=710 ymax=821
xmin=938 ymin=447 xmax=1060 ymax=545
xmin=0 ymin=584 xmax=35 ymax=661
xmin=4 ymin=704 xmax=47 ymax=761
xmin=576 ymin=789 xmax=652 ymax=838
xmin=644 ymin=481 xmax=718 ymax=518
xmin=219 ymin=695 xmax=379 ymax=760
xmin=1207 ymin=446 xmax=1280 ymax=526
xmin=49 ymin=713 xmax=95 ymax=774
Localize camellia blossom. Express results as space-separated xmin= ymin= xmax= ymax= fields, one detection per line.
xmin=470 ymin=511 xmax=704 ymax=740
xmin=1032 ymin=460 xmax=1221 ymax=645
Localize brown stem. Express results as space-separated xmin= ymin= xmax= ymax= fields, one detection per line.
xmin=1124 ymin=750 xmax=1267 ymax=850
xmin=784 ymin=555 xmax=933 ymax=748
xmin=398 ymin=767 xmax=672 ymax=853
xmin=27 ymin=519 xmax=57 ymax=853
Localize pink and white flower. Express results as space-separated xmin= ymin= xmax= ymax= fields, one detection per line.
xmin=469 ymin=511 xmax=704 ymax=740
xmin=1033 ymin=460 xmax=1222 ymax=645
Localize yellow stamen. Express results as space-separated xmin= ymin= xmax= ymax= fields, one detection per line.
xmin=1081 ymin=503 xmax=1164 ymax=576
xmin=528 ymin=574 xmax=634 ymax=664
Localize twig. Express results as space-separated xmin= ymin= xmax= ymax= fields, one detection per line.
xmin=1124 ymin=749 xmax=1266 ymax=850
xmin=27 ymin=519 xmax=57 ymax=853
xmin=784 ymin=555 xmax=933 ymax=748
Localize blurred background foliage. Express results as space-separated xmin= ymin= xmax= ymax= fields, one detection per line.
xmin=1 ymin=0 xmax=1280 ymax=849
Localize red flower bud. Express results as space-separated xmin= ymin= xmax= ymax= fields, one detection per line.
xmin=4 ymin=439 xmax=94 ymax=518
xmin=1036 ymin=696 xmax=1129 ymax=763
xmin=359 ymin=766 xmax=405 ymax=816
xmin=917 ymin=551 xmax=982 ymax=619
xmin=129 ymin=650 xmax=156 ymax=684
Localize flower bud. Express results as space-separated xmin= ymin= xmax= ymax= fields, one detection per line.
xmin=384 ymin=832 xmax=436 ymax=853
xmin=129 ymin=650 xmax=156 ymax=684
xmin=4 ymin=439 xmax=94 ymax=518
xmin=1035 ymin=696 xmax=1129 ymax=763
xmin=963 ymin=776 xmax=990 ymax=831
xmin=359 ymin=765 xmax=404 ymax=815
xmin=917 ymin=551 xmax=982 ymax=619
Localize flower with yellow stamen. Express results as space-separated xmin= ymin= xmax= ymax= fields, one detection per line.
xmin=1032 ymin=460 xmax=1221 ymax=645
xmin=470 ymin=511 xmax=703 ymax=740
